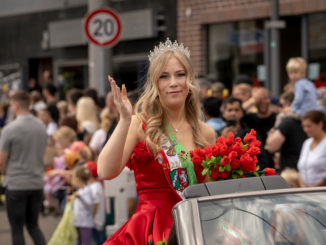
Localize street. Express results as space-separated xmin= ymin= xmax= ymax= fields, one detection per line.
xmin=0 ymin=203 xmax=60 ymax=245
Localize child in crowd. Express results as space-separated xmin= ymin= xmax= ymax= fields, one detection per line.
xmin=286 ymin=57 xmax=320 ymax=115
xmin=281 ymin=168 xmax=300 ymax=188
xmin=43 ymin=126 xmax=76 ymax=215
xmin=71 ymin=165 xmax=94 ymax=245
xmin=86 ymin=161 xmax=106 ymax=244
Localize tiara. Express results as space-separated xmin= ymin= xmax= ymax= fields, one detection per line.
xmin=148 ymin=38 xmax=190 ymax=62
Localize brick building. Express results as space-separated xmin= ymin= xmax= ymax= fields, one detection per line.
xmin=177 ymin=0 xmax=326 ymax=93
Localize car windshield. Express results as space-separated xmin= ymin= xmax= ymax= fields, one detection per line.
xmin=198 ymin=192 xmax=326 ymax=245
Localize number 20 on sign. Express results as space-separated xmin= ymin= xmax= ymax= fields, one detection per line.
xmin=84 ymin=9 xmax=122 ymax=47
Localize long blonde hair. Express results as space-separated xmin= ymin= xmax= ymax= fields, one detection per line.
xmin=135 ymin=50 xmax=209 ymax=155
xmin=76 ymin=96 xmax=99 ymax=129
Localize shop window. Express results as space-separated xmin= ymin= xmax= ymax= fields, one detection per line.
xmin=309 ymin=13 xmax=326 ymax=88
xmin=208 ymin=20 xmax=264 ymax=90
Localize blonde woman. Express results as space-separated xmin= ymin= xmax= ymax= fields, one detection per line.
xmin=89 ymin=108 xmax=113 ymax=156
xmin=98 ymin=38 xmax=215 ymax=244
xmin=76 ymin=96 xmax=99 ymax=143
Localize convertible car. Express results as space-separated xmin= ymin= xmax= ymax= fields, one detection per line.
xmin=169 ymin=176 xmax=326 ymax=245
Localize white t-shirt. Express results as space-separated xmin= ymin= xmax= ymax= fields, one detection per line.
xmin=73 ymin=185 xmax=93 ymax=228
xmin=90 ymin=181 xmax=106 ymax=230
xmin=47 ymin=122 xmax=58 ymax=136
xmin=89 ymin=129 xmax=107 ymax=155
xmin=298 ymin=137 xmax=326 ymax=186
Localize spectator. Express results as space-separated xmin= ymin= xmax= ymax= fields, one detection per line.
xmin=244 ymin=87 xmax=276 ymax=168
xmin=265 ymin=92 xmax=307 ymax=171
xmin=30 ymin=90 xmax=46 ymax=113
xmin=219 ymin=96 xmax=269 ymax=169
xmin=89 ymin=108 xmax=113 ymax=156
xmin=28 ymin=77 xmax=42 ymax=94
xmin=202 ymin=96 xmax=225 ymax=133
xmin=218 ymin=97 xmax=248 ymax=138
xmin=0 ymin=91 xmax=47 ymax=245
xmin=76 ymin=97 xmax=99 ymax=143
xmin=298 ymin=110 xmax=326 ymax=187
xmin=67 ymin=88 xmax=84 ymax=116
xmin=232 ymin=83 xmax=258 ymax=113
xmin=286 ymin=57 xmax=320 ymax=115
xmin=197 ymin=76 xmax=212 ymax=102
xmin=43 ymin=83 xmax=57 ymax=105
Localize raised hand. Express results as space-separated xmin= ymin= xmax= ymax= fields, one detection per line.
xmin=108 ymin=76 xmax=133 ymax=121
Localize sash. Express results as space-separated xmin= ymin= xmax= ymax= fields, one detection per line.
xmin=158 ymin=126 xmax=197 ymax=200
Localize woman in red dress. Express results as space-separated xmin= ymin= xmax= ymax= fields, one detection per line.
xmin=98 ymin=38 xmax=216 ymax=244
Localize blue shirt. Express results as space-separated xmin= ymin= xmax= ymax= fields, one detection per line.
xmin=206 ymin=118 xmax=226 ymax=132
xmin=291 ymin=78 xmax=320 ymax=115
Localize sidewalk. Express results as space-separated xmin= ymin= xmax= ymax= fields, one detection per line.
xmin=0 ymin=203 xmax=61 ymax=245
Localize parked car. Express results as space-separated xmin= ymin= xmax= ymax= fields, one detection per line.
xmin=169 ymin=176 xmax=326 ymax=244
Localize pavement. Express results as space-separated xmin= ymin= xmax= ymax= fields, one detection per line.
xmin=0 ymin=201 xmax=61 ymax=245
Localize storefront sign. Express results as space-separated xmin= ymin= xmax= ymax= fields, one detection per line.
xmin=84 ymin=8 xmax=122 ymax=47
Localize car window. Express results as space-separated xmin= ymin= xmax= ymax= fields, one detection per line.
xmin=198 ymin=192 xmax=326 ymax=244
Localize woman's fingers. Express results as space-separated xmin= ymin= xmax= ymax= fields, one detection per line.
xmin=121 ymin=84 xmax=127 ymax=100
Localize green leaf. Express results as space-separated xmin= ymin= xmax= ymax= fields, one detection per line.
xmin=219 ymin=166 xmax=225 ymax=172
xmin=202 ymin=168 xmax=209 ymax=176
xmin=226 ymin=164 xmax=232 ymax=172
xmin=253 ymin=172 xmax=259 ymax=177
xmin=241 ymin=142 xmax=247 ymax=149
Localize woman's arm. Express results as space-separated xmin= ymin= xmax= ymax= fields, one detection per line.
xmin=97 ymin=77 xmax=138 ymax=180
xmin=265 ymin=129 xmax=285 ymax=153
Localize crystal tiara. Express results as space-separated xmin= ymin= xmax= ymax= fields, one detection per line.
xmin=148 ymin=38 xmax=191 ymax=62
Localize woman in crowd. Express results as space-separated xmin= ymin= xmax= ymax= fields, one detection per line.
xmin=297 ymin=110 xmax=326 ymax=187
xmin=98 ymin=38 xmax=215 ymax=244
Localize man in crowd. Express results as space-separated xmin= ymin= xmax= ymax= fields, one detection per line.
xmin=244 ymin=87 xmax=276 ymax=168
xmin=0 ymin=91 xmax=47 ymax=245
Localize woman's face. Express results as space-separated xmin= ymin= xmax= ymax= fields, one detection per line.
xmin=157 ymin=56 xmax=189 ymax=109
xmin=302 ymin=118 xmax=323 ymax=138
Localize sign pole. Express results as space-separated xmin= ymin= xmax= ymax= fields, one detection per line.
xmin=87 ymin=0 xmax=112 ymax=96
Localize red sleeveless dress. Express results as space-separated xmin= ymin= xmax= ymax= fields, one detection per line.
xmin=104 ymin=140 xmax=205 ymax=244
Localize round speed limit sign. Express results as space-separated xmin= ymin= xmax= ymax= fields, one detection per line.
xmin=84 ymin=9 xmax=122 ymax=47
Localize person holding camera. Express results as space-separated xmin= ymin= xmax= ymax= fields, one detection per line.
xmin=218 ymin=96 xmax=269 ymax=169
xmin=218 ymin=97 xmax=249 ymax=138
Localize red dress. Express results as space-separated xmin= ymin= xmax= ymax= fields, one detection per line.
xmin=104 ymin=140 xmax=203 ymax=245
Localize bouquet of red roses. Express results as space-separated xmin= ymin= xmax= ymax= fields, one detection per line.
xmin=190 ymin=129 xmax=275 ymax=181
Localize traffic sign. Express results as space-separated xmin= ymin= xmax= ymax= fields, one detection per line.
xmin=84 ymin=8 xmax=122 ymax=47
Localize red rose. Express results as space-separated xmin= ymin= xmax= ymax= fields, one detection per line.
xmin=247 ymin=146 xmax=260 ymax=157
xmin=240 ymin=154 xmax=256 ymax=172
xmin=211 ymin=168 xmax=220 ymax=180
xmin=212 ymin=145 xmax=219 ymax=156
xmin=244 ymin=129 xmax=257 ymax=143
xmin=217 ymin=135 xmax=226 ymax=145
xmin=263 ymin=168 xmax=276 ymax=176
xmin=221 ymin=156 xmax=230 ymax=166
xmin=231 ymin=159 xmax=240 ymax=170
xmin=226 ymin=132 xmax=235 ymax=145
xmin=220 ymin=170 xmax=231 ymax=179
xmin=228 ymin=151 xmax=237 ymax=161
xmin=219 ymin=144 xmax=228 ymax=156
xmin=206 ymin=152 xmax=213 ymax=159
xmin=231 ymin=142 xmax=243 ymax=155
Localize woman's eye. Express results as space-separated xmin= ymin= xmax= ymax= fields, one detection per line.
xmin=177 ymin=73 xmax=185 ymax=77
xmin=160 ymin=74 xmax=168 ymax=79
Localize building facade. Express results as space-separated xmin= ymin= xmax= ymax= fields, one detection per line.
xmin=0 ymin=0 xmax=176 ymax=98
xmin=177 ymin=0 xmax=326 ymax=94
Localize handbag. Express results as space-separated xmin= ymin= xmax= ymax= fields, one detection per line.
xmin=48 ymin=198 xmax=77 ymax=245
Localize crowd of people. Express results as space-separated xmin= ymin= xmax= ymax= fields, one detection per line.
xmin=0 ymin=38 xmax=326 ymax=245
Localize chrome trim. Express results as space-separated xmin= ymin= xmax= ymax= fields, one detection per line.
xmin=197 ymin=186 xmax=326 ymax=202
xmin=190 ymin=199 xmax=204 ymax=245
xmin=173 ymin=200 xmax=204 ymax=245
